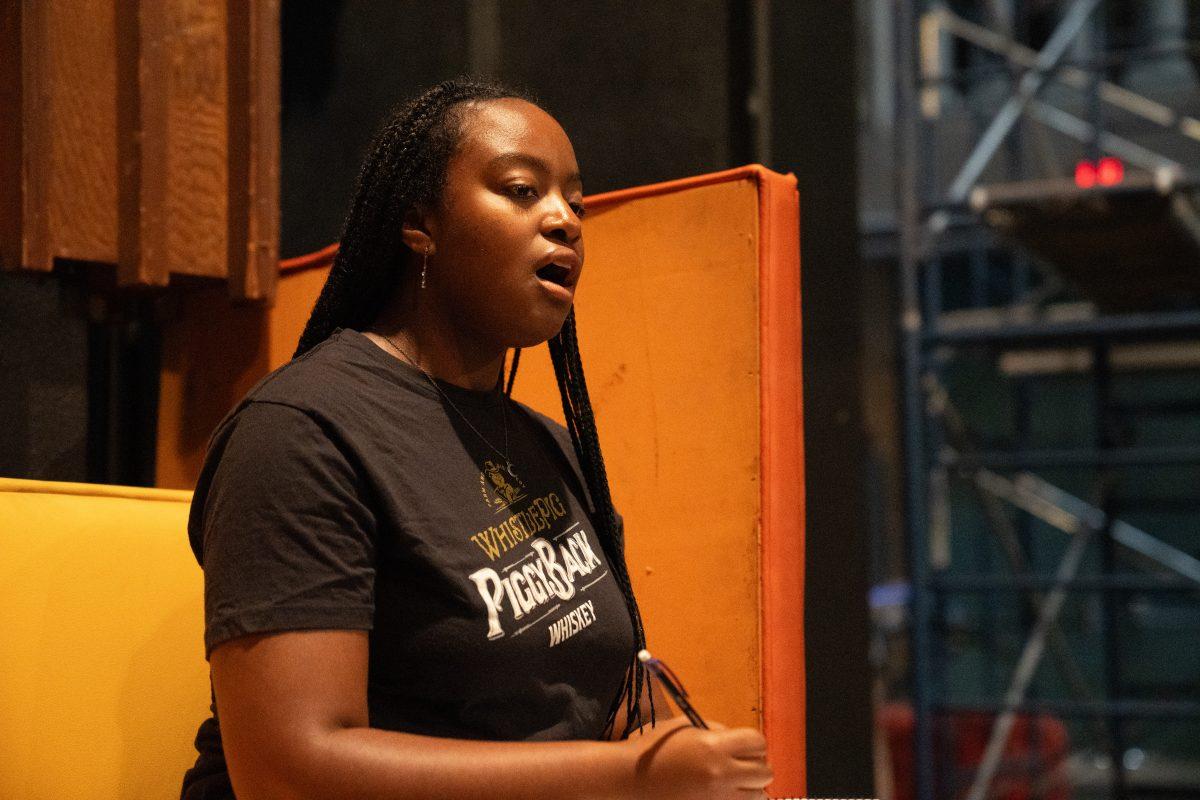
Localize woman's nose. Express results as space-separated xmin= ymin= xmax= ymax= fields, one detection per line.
xmin=542 ymin=198 xmax=582 ymax=242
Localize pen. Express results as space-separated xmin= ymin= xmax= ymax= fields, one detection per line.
xmin=638 ymin=649 xmax=709 ymax=729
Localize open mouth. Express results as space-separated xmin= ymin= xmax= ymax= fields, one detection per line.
xmin=536 ymin=263 xmax=572 ymax=287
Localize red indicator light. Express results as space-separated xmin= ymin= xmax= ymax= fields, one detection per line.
xmin=1074 ymin=160 xmax=1097 ymax=189
xmin=1097 ymin=156 xmax=1125 ymax=186
xmin=1075 ymin=158 xmax=1125 ymax=188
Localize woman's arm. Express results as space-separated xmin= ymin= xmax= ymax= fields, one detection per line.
xmin=211 ymin=629 xmax=770 ymax=800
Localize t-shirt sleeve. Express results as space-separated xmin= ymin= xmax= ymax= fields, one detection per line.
xmin=196 ymin=400 xmax=378 ymax=660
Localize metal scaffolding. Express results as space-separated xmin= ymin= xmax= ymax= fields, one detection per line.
xmin=893 ymin=2 xmax=1200 ymax=799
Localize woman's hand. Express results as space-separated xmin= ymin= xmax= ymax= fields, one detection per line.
xmin=620 ymin=716 xmax=773 ymax=799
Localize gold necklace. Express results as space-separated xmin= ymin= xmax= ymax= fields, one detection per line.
xmin=379 ymin=333 xmax=516 ymax=477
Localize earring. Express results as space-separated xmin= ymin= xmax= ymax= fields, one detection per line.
xmin=420 ymin=245 xmax=429 ymax=289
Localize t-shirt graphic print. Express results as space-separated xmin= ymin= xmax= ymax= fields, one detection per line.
xmin=467 ymin=460 xmax=611 ymax=645
xmin=181 ymin=327 xmax=635 ymax=800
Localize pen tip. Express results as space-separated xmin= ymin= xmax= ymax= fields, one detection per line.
xmin=637 ymin=649 xmax=652 ymax=663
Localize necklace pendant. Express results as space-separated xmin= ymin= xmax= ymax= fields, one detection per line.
xmin=506 ymin=461 xmax=518 ymax=477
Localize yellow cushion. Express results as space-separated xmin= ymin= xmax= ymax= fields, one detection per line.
xmin=0 ymin=478 xmax=208 ymax=799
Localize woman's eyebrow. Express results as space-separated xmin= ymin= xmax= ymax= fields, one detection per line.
xmin=487 ymin=152 xmax=582 ymax=187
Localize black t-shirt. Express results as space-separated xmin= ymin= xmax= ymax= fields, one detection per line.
xmin=180 ymin=327 xmax=635 ymax=799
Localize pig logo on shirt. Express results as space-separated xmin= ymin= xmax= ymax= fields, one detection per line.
xmin=479 ymin=460 xmax=527 ymax=511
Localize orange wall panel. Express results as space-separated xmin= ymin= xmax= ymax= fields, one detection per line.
xmin=156 ymin=264 xmax=327 ymax=490
xmin=510 ymin=176 xmax=765 ymax=740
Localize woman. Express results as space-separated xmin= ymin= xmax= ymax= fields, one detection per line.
xmin=181 ymin=76 xmax=772 ymax=799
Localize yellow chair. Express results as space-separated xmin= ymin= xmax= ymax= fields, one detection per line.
xmin=0 ymin=477 xmax=209 ymax=799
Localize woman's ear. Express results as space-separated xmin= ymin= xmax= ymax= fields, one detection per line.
xmin=400 ymin=204 xmax=435 ymax=255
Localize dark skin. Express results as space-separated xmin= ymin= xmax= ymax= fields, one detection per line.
xmin=211 ymin=98 xmax=773 ymax=800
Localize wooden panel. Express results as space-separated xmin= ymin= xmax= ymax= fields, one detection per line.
xmin=122 ymin=0 xmax=280 ymax=291
xmin=121 ymin=0 xmax=230 ymax=286
xmin=7 ymin=0 xmax=278 ymax=300
xmin=226 ymin=0 xmax=280 ymax=300
xmin=165 ymin=0 xmax=229 ymax=280
xmin=22 ymin=0 xmax=119 ymax=271
xmin=0 ymin=1 xmax=22 ymax=271
xmin=115 ymin=0 xmax=144 ymax=285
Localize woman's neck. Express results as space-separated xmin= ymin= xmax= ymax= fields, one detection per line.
xmin=364 ymin=298 xmax=506 ymax=392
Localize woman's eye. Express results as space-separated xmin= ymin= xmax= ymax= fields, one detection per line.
xmin=508 ymin=184 xmax=586 ymax=219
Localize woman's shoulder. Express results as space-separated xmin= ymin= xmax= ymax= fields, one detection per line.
xmin=197 ymin=330 xmax=381 ymax=453
xmin=244 ymin=329 xmax=366 ymax=407
xmin=508 ymin=400 xmax=590 ymax=483
xmin=225 ymin=328 xmax=413 ymax=429
xmin=509 ymin=400 xmax=571 ymax=448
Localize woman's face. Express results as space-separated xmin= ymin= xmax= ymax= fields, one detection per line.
xmin=417 ymin=97 xmax=587 ymax=349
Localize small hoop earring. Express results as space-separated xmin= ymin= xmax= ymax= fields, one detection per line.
xmin=420 ymin=245 xmax=430 ymax=289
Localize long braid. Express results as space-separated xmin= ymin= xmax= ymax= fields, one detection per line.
xmin=504 ymin=348 xmax=521 ymax=397
xmin=548 ymin=308 xmax=655 ymax=739
xmin=292 ymin=76 xmax=653 ymax=740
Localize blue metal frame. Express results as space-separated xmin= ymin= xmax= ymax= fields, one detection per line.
xmin=894 ymin=2 xmax=1200 ymax=798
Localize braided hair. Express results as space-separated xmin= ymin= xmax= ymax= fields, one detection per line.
xmin=293 ymin=76 xmax=654 ymax=739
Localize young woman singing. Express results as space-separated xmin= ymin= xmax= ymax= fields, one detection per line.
xmin=181 ymin=76 xmax=772 ymax=800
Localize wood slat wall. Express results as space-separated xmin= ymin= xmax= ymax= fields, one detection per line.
xmin=1 ymin=0 xmax=279 ymax=300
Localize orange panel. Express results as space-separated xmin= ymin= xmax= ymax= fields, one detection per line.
xmin=757 ymin=168 xmax=807 ymax=798
xmin=155 ymin=265 xmax=327 ymax=490
xmin=514 ymin=165 xmax=805 ymax=796
xmin=512 ymin=177 xmax=765 ymax=732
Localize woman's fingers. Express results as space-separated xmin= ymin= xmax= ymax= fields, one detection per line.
xmin=731 ymin=754 xmax=773 ymax=782
xmin=626 ymin=718 xmax=773 ymax=800
xmin=736 ymin=763 xmax=773 ymax=786
xmin=713 ymin=726 xmax=768 ymax=758
xmin=709 ymin=726 xmax=771 ymax=792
